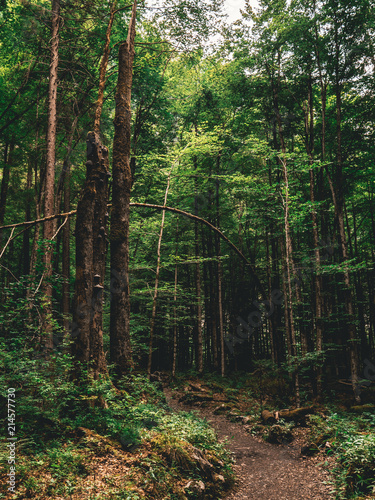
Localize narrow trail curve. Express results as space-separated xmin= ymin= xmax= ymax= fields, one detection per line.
xmin=164 ymin=389 xmax=334 ymax=500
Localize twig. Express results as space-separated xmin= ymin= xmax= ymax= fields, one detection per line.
xmin=32 ymin=218 xmax=68 ymax=296
xmin=33 ymin=273 xmax=45 ymax=297
xmin=0 ymin=227 xmax=15 ymax=260
xmin=0 ymin=263 xmax=20 ymax=283
xmin=51 ymin=216 xmax=68 ymax=240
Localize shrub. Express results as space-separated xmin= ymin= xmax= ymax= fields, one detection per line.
xmin=340 ymin=434 xmax=375 ymax=495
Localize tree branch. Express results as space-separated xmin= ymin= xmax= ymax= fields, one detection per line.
xmin=0 ymin=203 xmax=266 ymax=296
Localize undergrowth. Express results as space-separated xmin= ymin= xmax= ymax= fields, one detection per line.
xmin=0 ymin=362 xmax=234 ymax=499
xmin=306 ymin=411 xmax=375 ymax=499
xmin=0 ymin=287 xmax=233 ymax=500
xmin=171 ymin=367 xmax=375 ymax=500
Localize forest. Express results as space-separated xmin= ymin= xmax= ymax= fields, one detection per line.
xmin=0 ymin=0 xmax=375 ymax=498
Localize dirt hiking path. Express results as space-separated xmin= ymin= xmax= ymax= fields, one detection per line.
xmin=165 ymin=389 xmax=334 ymax=500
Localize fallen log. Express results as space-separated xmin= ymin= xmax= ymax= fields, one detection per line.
xmin=349 ymin=404 xmax=375 ymax=413
xmin=278 ymin=406 xmax=315 ymax=421
xmin=261 ymin=406 xmax=315 ymax=425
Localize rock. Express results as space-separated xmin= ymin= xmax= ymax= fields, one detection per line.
xmin=227 ymin=410 xmax=241 ymax=421
xmin=213 ymin=473 xmax=226 ymax=484
xmin=185 ymin=480 xmax=205 ymax=497
xmin=232 ymin=415 xmax=252 ymax=425
xmin=213 ymin=404 xmax=231 ymax=415
xmin=267 ymin=424 xmax=293 ymax=444
xmin=251 ymin=424 xmax=266 ymax=434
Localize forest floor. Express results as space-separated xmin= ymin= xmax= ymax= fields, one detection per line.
xmin=2 ymin=370 xmax=374 ymax=499
xmin=165 ymin=386 xmax=334 ymax=500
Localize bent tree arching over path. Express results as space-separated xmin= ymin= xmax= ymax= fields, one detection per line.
xmin=0 ymin=202 xmax=266 ymax=298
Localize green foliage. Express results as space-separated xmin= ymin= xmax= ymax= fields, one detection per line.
xmin=1 ymin=0 xmax=375 ymax=496
xmin=339 ymin=434 xmax=375 ymax=496
xmin=306 ymin=411 xmax=375 ymax=498
xmin=119 ymin=425 xmax=142 ymax=450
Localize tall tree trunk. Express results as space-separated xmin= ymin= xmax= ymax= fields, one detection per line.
xmin=172 ymin=230 xmax=178 ymax=377
xmin=333 ymin=21 xmax=360 ymax=402
xmin=110 ymin=1 xmax=137 ymax=378
xmin=304 ymin=76 xmax=324 ymax=398
xmin=215 ymin=164 xmax=225 ymax=377
xmin=194 ymin=166 xmax=203 ymax=374
xmin=192 ymin=124 xmax=203 ymax=374
xmin=22 ymin=160 xmax=33 ymax=275
xmin=267 ymin=160 xmax=283 ymax=366
xmin=62 ymin=160 xmax=70 ymax=335
xmin=217 ymin=242 xmax=225 ymax=377
xmin=351 ymin=205 xmax=366 ymax=359
xmin=72 ymin=1 xmax=120 ymax=378
xmin=0 ymin=142 xmax=12 ymax=251
xmin=42 ymin=0 xmax=60 ymax=352
xmin=265 ymin=231 xmax=275 ymax=363
xmin=207 ymin=174 xmax=218 ymax=370
xmin=281 ymin=156 xmax=300 ymax=407
xmin=270 ymin=57 xmax=300 ymax=406
xmin=72 ymin=133 xmax=109 ymax=378
xmin=90 ymin=136 xmax=109 ymax=380
xmin=147 ymin=160 xmax=174 ymax=378
xmin=94 ymin=0 xmax=118 ymax=133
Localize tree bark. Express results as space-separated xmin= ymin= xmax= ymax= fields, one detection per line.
xmin=72 ymin=132 xmax=109 ymax=379
xmin=215 ymin=167 xmax=225 ymax=377
xmin=94 ymin=0 xmax=118 ymax=133
xmin=110 ymin=1 xmax=137 ymax=378
xmin=22 ymin=160 xmax=33 ymax=275
xmin=333 ymin=19 xmax=360 ymax=402
xmin=270 ymin=56 xmax=300 ymax=406
xmin=304 ymin=77 xmax=324 ymax=398
xmin=72 ymin=0 xmax=120 ymax=377
xmin=172 ymin=224 xmax=179 ymax=378
xmin=62 ymin=159 xmax=70 ymax=335
xmin=193 ymin=142 xmax=203 ymax=374
xmin=217 ymin=242 xmax=225 ymax=377
xmin=265 ymin=231 xmax=275 ymax=363
xmin=0 ymin=142 xmax=12 ymax=251
xmin=42 ymin=0 xmax=60 ymax=352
